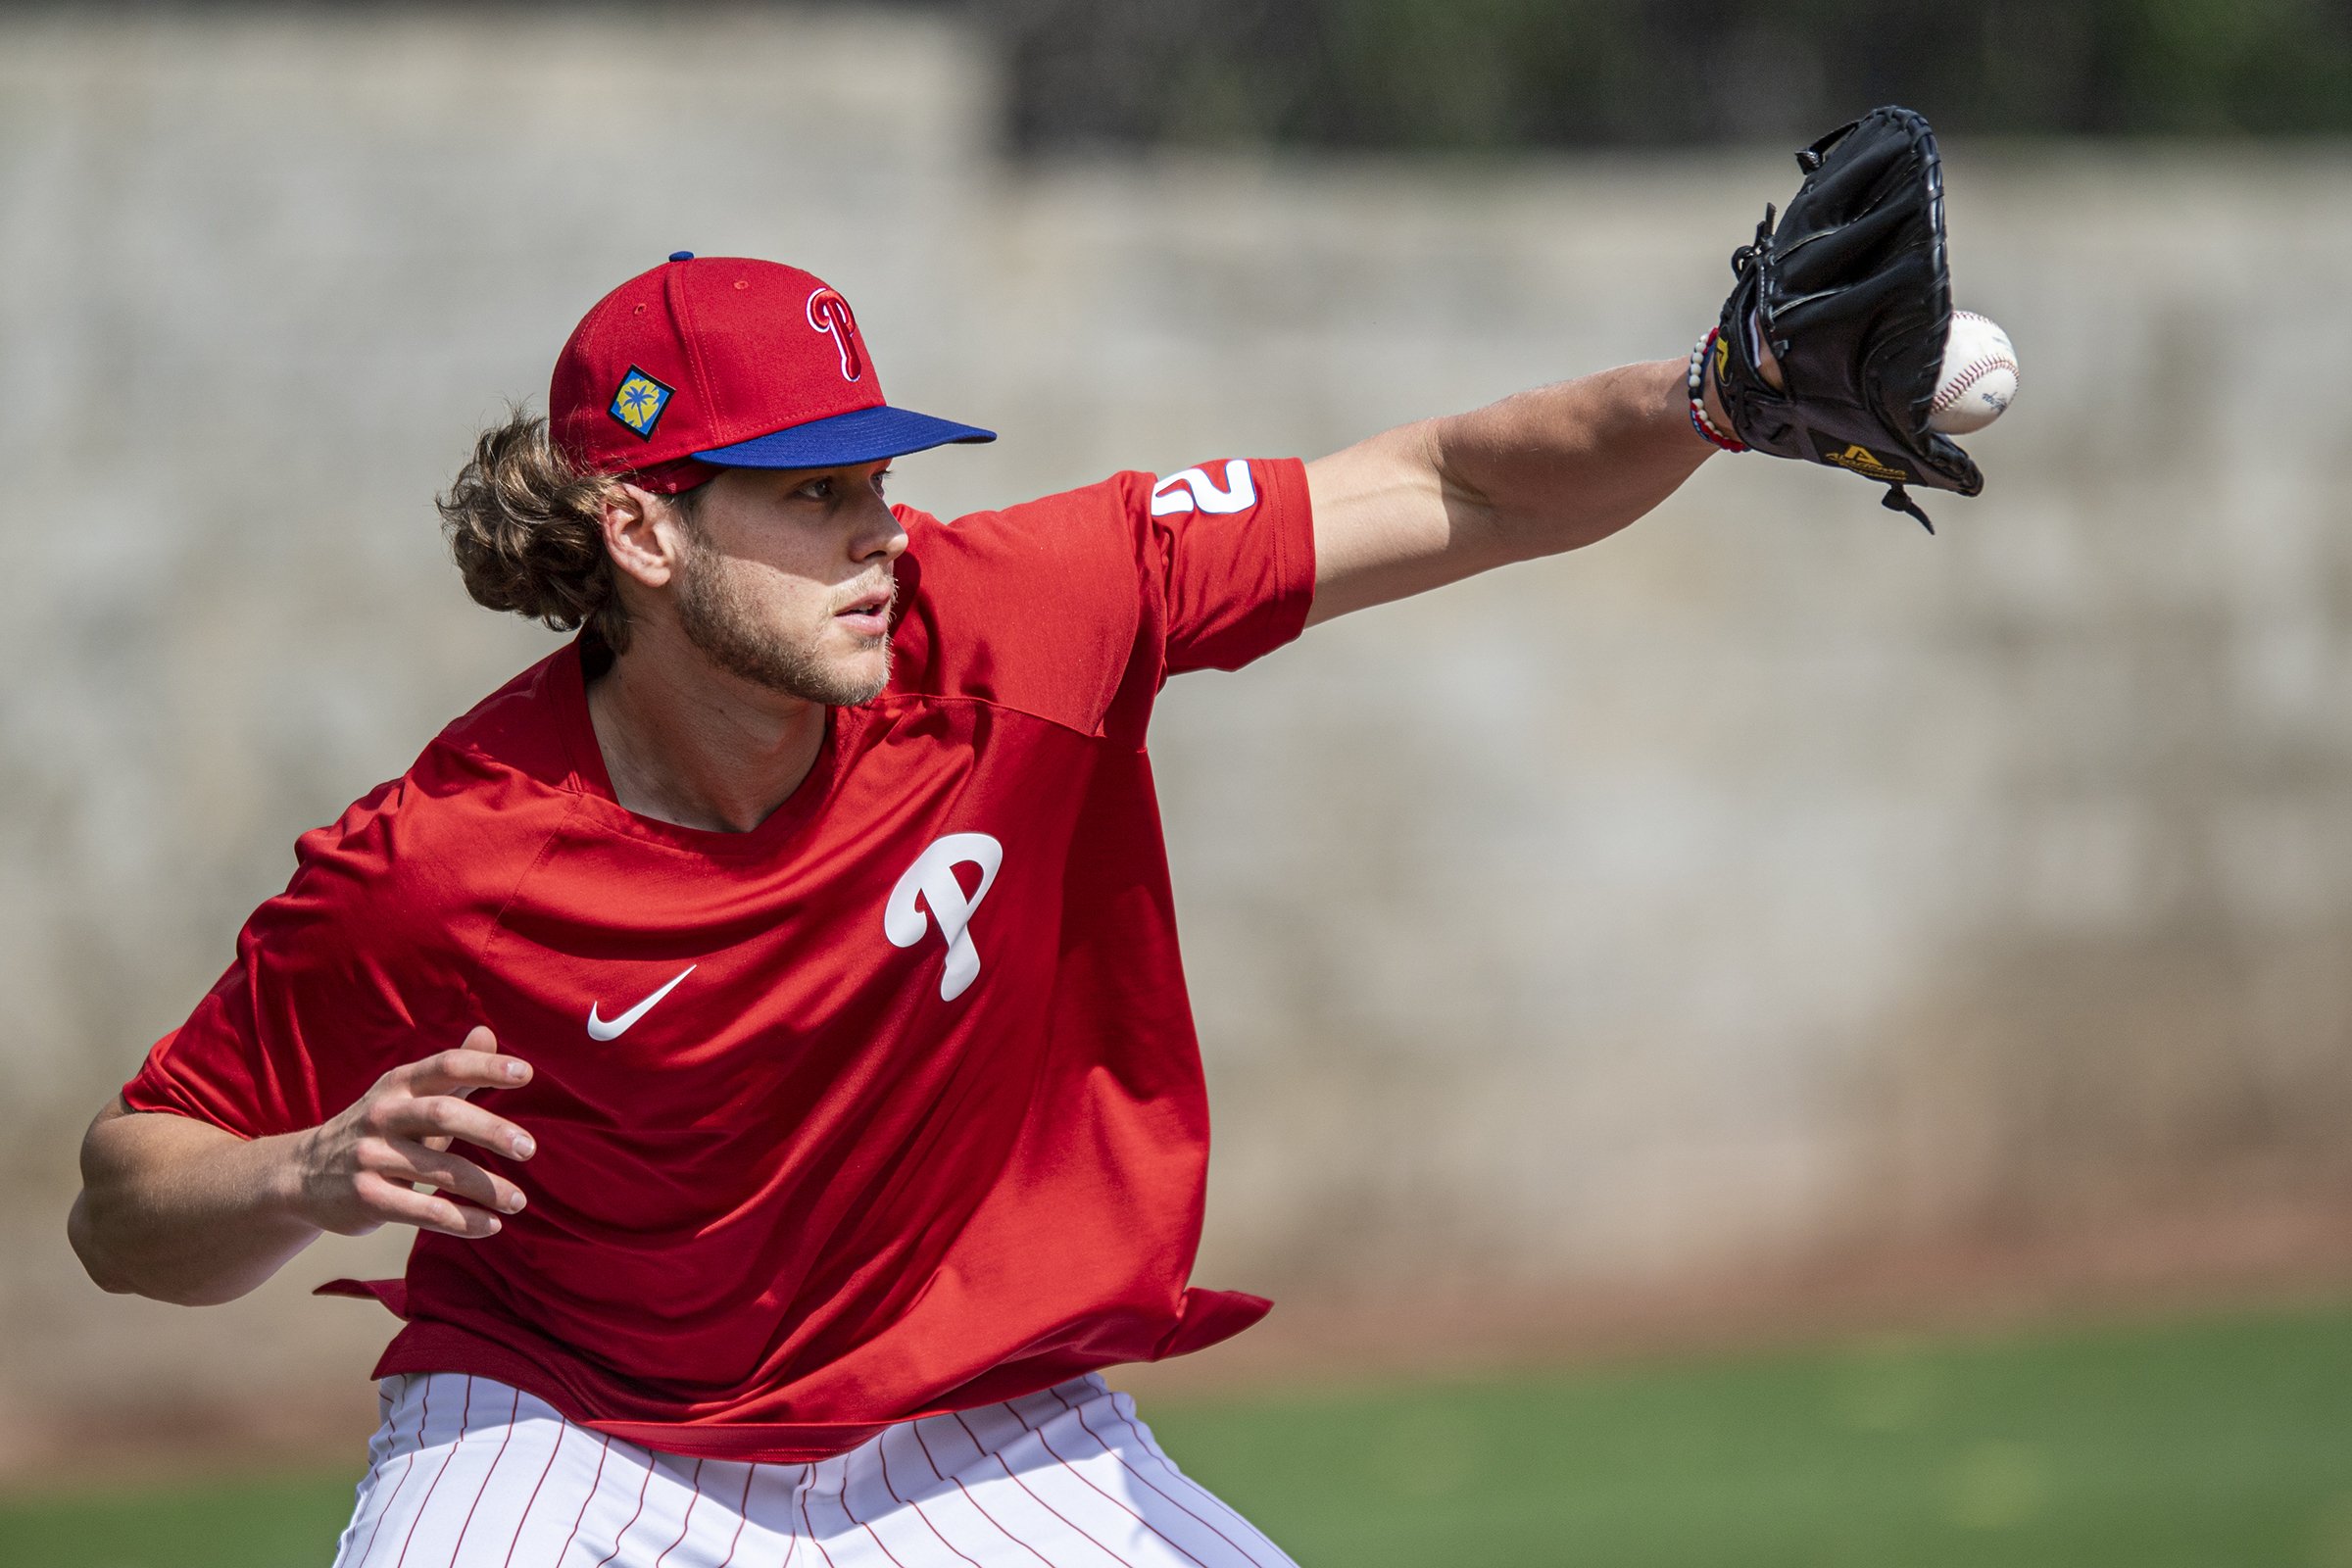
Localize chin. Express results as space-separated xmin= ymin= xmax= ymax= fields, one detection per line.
xmin=822 ymin=648 xmax=893 ymax=707
xmin=832 ymin=672 xmax=888 ymax=707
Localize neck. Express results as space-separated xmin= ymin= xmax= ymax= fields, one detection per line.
xmin=584 ymin=622 xmax=829 ymax=834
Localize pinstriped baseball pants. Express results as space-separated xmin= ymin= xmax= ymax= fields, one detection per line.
xmin=331 ymin=1372 xmax=1298 ymax=1568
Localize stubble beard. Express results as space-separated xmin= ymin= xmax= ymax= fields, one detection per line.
xmin=673 ymin=533 xmax=893 ymax=708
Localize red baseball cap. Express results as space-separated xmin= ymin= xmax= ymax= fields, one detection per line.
xmin=550 ymin=252 xmax=993 ymax=491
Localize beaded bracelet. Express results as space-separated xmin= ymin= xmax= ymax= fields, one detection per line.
xmin=1687 ymin=327 xmax=1747 ymax=453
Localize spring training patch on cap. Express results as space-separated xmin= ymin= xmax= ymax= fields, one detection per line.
xmin=610 ymin=367 xmax=675 ymax=440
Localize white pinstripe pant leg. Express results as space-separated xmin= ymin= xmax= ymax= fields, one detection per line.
xmin=799 ymin=1376 xmax=1296 ymax=1568
xmin=334 ymin=1375 xmax=810 ymax=1568
xmin=331 ymin=1373 xmax=1292 ymax=1568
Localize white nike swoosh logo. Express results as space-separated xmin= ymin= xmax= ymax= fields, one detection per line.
xmin=586 ymin=964 xmax=697 ymax=1041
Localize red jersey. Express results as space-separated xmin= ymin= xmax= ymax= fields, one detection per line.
xmin=122 ymin=460 xmax=1314 ymax=1463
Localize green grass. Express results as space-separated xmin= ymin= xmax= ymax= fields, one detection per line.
xmin=0 ymin=1471 xmax=361 ymax=1568
xmin=8 ymin=1303 xmax=2352 ymax=1567
xmin=1151 ymin=1302 xmax=2352 ymax=1568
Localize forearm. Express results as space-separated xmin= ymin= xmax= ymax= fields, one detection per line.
xmin=71 ymin=1038 xmax=538 ymax=1307
xmin=1438 ymin=358 xmax=1711 ymax=558
xmin=1305 ymin=358 xmax=1713 ymax=623
xmin=69 ymin=1102 xmax=322 ymax=1306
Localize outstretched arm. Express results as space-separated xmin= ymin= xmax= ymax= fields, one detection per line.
xmin=68 ymin=1031 xmax=536 ymax=1306
xmin=1309 ymin=105 xmax=1983 ymax=608
xmin=1304 ymin=356 xmax=1729 ymax=625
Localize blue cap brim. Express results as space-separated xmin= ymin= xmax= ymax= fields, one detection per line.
xmin=695 ymin=404 xmax=995 ymax=469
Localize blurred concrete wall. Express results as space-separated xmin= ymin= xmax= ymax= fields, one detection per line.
xmin=5 ymin=9 xmax=2351 ymax=1463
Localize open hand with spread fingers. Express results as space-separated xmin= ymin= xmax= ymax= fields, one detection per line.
xmin=284 ymin=1027 xmax=537 ymax=1241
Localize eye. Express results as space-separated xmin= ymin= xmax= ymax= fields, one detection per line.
xmin=794 ymin=477 xmax=833 ymax=501
xmin=872 ymin=467 xmax=893 ymax=497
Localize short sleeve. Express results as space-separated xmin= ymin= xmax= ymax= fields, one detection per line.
xmin=1147 ymin=457 xmax=1316 ymax=676
xmin=120 ymin=781 xmax=477 ymax=1139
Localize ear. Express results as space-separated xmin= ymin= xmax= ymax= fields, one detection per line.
xmin=600 ymin=482 xmax=686 ymax=591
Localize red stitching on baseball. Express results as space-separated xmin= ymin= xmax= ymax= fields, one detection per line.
xmin=1933 ymin=356 xmax=2017 ymax=416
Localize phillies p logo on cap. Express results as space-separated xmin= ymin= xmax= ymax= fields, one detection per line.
xmin=550 ymin=254 xmax=991 ymax=482
xmin=805 ymin=289 xmax=863 ymax=382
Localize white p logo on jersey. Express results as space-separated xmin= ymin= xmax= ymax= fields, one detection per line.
xmin=1150 ymin=460 xmax=1256 ymax=516
xmin=884 ymin=833 xmax=1004 ymax=1002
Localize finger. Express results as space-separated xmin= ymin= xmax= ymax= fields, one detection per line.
xmin=372 ymin=1141 xmax=527 ymax=1215
xmin=398 ymin=1040 xmax=532 ymax=1098
xmin=354 ymin=1172 xmax=505 ymax=1239
xmin=443 ymin=1028 xmax=501 ymax=1102
xmin=374 ymin=1096 xmax=536 ymax=1162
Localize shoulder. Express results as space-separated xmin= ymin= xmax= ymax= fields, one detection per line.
xmin=431 ymin=645 xmax=596 ymax=795
xmin=900 ymin=461 xmax=1299 ymax=559
xmin=896 ymin=470 xmax=1161 ymax=568
xmin=883 ymin=474 xmax=1161 ymax=734
xmin=285 ymin=650 xmax=588 ymax=923
xmin=884 ymin=460 xmax=1312 ymax=732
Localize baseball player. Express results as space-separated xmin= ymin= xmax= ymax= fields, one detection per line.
xmin=67 ymin=112 xmax=1971 ymax=1566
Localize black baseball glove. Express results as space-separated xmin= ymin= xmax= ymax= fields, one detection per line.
xmin=1701 ymin=106 xmax=1983 ymax=532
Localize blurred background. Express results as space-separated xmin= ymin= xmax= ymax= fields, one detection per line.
xmin=4 ymin=1 xmax=2352 ymax=1563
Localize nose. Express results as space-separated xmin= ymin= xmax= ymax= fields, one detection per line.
xmin=853 ymin=494 xmax=907 ymax=564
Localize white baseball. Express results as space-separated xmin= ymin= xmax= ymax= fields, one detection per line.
xmin=1928 ymin=311 xmax=2019 ymax=435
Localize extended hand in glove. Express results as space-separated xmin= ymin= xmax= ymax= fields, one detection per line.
xmin=1701 ymin=106 xmax=1984 ymax=532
